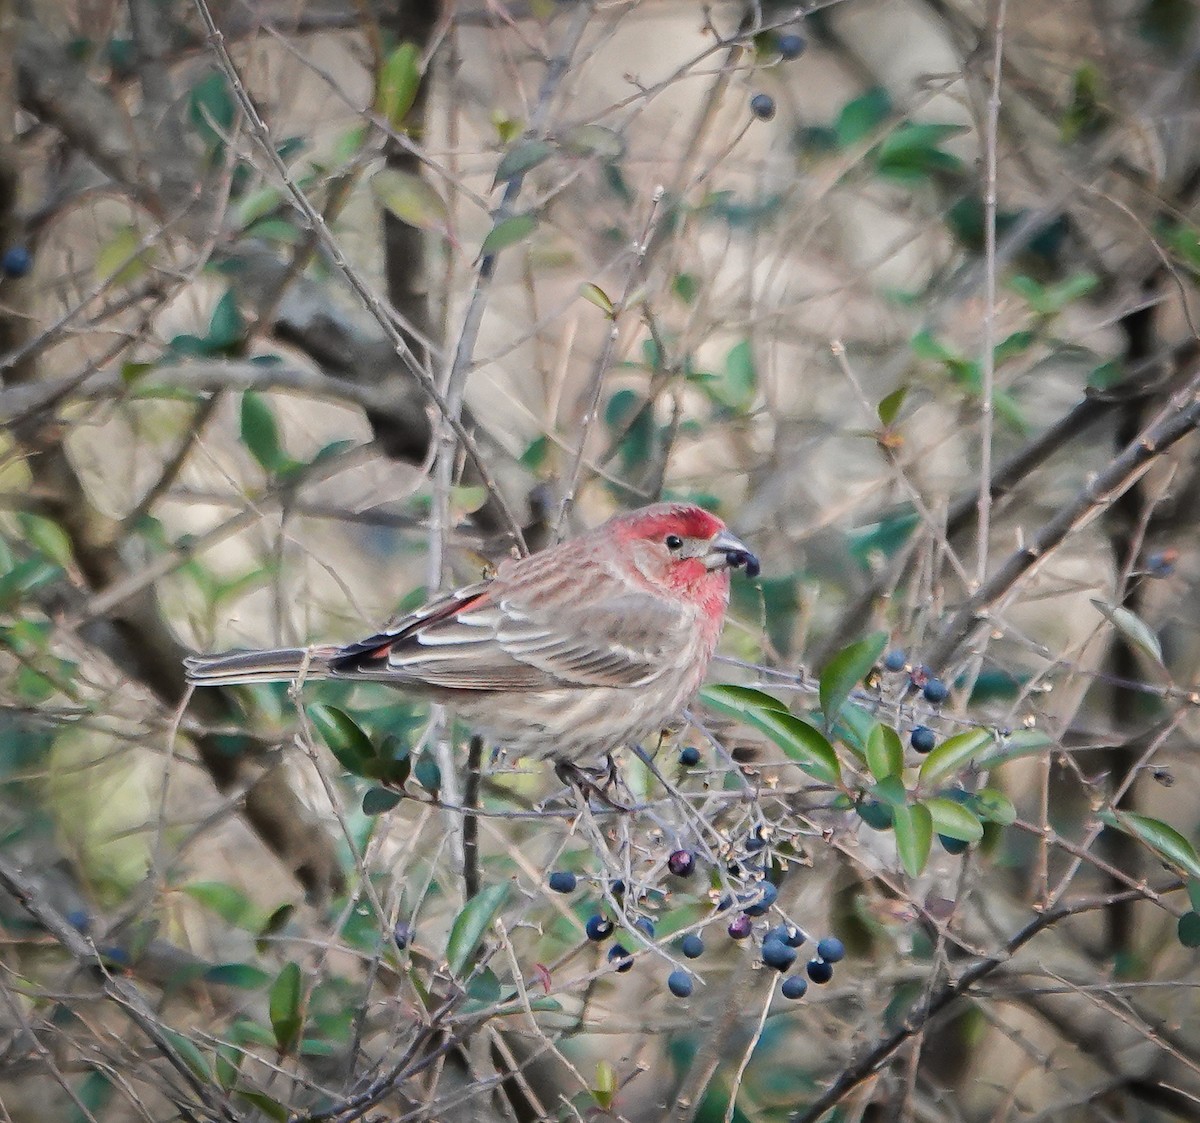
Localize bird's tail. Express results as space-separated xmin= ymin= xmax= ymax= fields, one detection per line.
xmin=184 ymin=645 xmax=340 ymax=687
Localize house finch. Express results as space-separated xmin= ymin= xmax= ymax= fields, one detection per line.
xmin=185 ymin=502 xmax=759 ymax=763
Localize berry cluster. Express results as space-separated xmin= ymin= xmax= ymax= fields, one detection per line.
xmin=547 ymin=861 xmax=845 ymax=1004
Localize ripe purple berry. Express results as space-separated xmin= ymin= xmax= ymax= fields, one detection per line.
xmin=728 ymin=914 xmax=753 ymax=940
xmin=668 ymin=849 xmax=696 ymax=877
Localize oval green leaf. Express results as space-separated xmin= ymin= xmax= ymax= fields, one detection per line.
xmin=1101 ymin=811 xmax=1200 ymax=880
xmin=496 ymin=139 xmax=554 ymax=182
xmin=866 ymin=723 xmax=904 ymax=781
xmin=1178 ymin=911 xmax=1200 ymax=948
xmin=240 ymin=391 xmax=284 ymax=474
xmin=480 ymin=213 xmax=536 ymax=257
xmin=976 ymin=728 xmax=1052 ymax=770
xmin=819 ymin=631 xmax=887 ymax=729
xmin=579 ymin=281 xmax=615 ymax=317
xmin=700 ymin=685 xmax=839 ymax=785
xmin=362 ymin=787 xmax=402 ymax=815
xmin=922 ymin=797 xmax=984 ymax=843
xmin=972 ymin=786 xmax=1016 ymax=825
xmin=377 ymin=42 xmax=421 ymax=127
xmin=893 ymin=801 xmax=932 ymax=878
xmin=308 ymin=705 xmax=376 ymax=774
xmin=371 ymin=169 xmax=450 ymax=236
xmin=918 ymin=727 xmax=993 ymax=786
xmin=446 ymin=883 xmax=509 ymax=978
xmin=268 ymin=962 xmax=303 ymax=1054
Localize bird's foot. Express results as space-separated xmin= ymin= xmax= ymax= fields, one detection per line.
xmin=554 ymin=756 xmax=630 ymax=812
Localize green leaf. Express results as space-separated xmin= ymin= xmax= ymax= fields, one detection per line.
xmin=0 ymin=559 xmax=62 ymax=608
xmin=710 ymin=339 xmax=757 ymax=412
xmin=362 ymin=787 xmax=402 ymax=815
xmin=414 ymin=752 xmax=441 ymax=793
xmin=893 ymin=801 xmax=932 ymax=877
xmin=446 ymin=883 xmax=509 ymax=977
xmin=235 ymin=1091 xmax=289 ymax=1122
xmin=269 ymin=962 xmax=304 ymax=1054
xmin=68 ymin=1071 xmax=114 ymax=1123
xmin=188 ymin=70 xmax=235 ymax=149
xmin=496 ymin=139 xmax=555 ymax=181
xmin=819 ymin=631 xmax=887 ymax=729
xmin=560 ymin=124 xmax=624 ymax=159
xmin=1188 ymin=879 xmax=1200 ymax=914
xmin=579 ymin=281 xmax=615 ymax=317
xmin=95 ymin=225 xmax=150 ymax=286
xmin=162 ymin=1029 xmax=212 ymax=1080
xmin=1100 ymin=811 xmax=1200 ymax=880
xmin=182 ymin=882 xmax=265 ymax=931
xmin=847 ymin=510 xmax=919 ymax=568
xmin=377 ymin=42 xmax=421 ymax=128
xmin=972 ymin=787 xmax=1016 ymax=825
xmin=1178 ymin=911 xmax=1200 ymax=948
xmin=918 ymin=727 xmax=993 ymax=786
xmin=371 ymin=169 xmax=451 ymax=236
xmin=204 ymin=962 xmax=271 ymax=989
xmin=207 ymin=290 xmax=244 ymax=353
xmin=239 ymin=391 xmax=285 ymax=474
xmin=593 ymin=1059 xmax=618 ymax=1110
xmin=877 ymin=385 xmax=908 ymax=426
xmin=835 ymin=87 xmax=892 ymax=147
xmin=700 ymin=685 xmax=840 ymax=786
xmin=993 ymin=330 xmax=1035 ymax=365
xmin=308 ymin=705 xmax=376 ymax=774
xmin=18 ymin=512 xmax=74 ymax=568
xmin=480 ymin=213 xmax=536 ymax=256
xmin=976 ymin=728 xmax=1052 ymax=770
xmin=1091 ymin=599 xmax=1164 ymax=667
xmin=923 ymin=797 xmax=984 ymax=843
xmin=870 ymin=774 xmax=907 ymax=808
xmin=866 ymin=723 xmax=904 ymax=781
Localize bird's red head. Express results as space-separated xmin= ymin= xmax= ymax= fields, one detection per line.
xmin=606 ymin=503 xmax=759 ymax=607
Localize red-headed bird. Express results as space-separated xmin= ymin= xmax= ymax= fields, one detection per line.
xmin=185 ymin=503 xmax=759 ymax=763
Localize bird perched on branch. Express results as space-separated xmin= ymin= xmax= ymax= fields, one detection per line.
xmin=185 ymin=503 xmax=759 ymax=764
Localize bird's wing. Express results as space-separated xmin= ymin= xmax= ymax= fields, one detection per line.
xmin=330 ymin=574 xmax=683 ymax=691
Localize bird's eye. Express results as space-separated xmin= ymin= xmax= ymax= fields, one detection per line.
xmin=665 ymin=534 xmax=684 ymax=551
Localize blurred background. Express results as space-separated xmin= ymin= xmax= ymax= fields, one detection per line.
xmin=3 ymin=0 xmax=1200 ymax=1119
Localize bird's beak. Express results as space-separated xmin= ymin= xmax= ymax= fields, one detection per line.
xmin=705 ymin=529 xmax=760 ymax=579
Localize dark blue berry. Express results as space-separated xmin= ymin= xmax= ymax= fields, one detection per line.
xmin=634 ymin=917 xmax=656 ymax=940
xmin=1146 ymin=549 xmax=1178 ymax=578
xmin=680 ymin=933 xmax=705 ymax=958
xmin=610 ymin=879 xmax=626 ymax=896
xmin=750 ymin=93 xmax=776 ymax=120
xmin=939 ymin=834 xmax=970 ymax=855
xmin=585 ymin=915 xmax=614 ymax=941
xmin=608 ymin=944 xmax=633 ymax=972
xmin=743 ymin=881 xmax=778 ymax=918
xmin=777 ymin=32 xmax=807 ymax=59
xmin=667 ymin=969 xmax=694 ymax=998
xmin=393 ymin=921 xmax=413 ymax=949
xmin=745 ymin=827 xmax=767 ymax=853
xmin=816 ymin=936 xmax=845 ymax=963
xmin=857 ymin=799 xmax=894 ymax=830
xmin=761 ymin=938 xmax=797 ymax=971
xmin=66 ymin=909 xmax=92 ymax=934
xmin=728 ymin=914 xmax=753 ymax=940
xmin=781 ymin=975 xmax=809 ymax=1000
xmin=2 ymin=246 xmax=32 ymax=278
xmin=806 ymin=958 xmax=834 ymax=984
xmin=923 ymin=678 xmax=949 ymax=704
xmin=668 ymin=849 xmax=695 ymax=877
xmin=548 ymin=870 xmax=577 ymax=893
xmin=717 ymin=893 xmax=734 ymax=912
xmin=679 ymin=745 xmax=701 ymax=767
xmin=910 ymin=726 xmax=936 ymax=754
xmin=768 ymin=923 xmax=805 ymax=948
xmin=883 ymin=648 xmax=907 ymax=672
